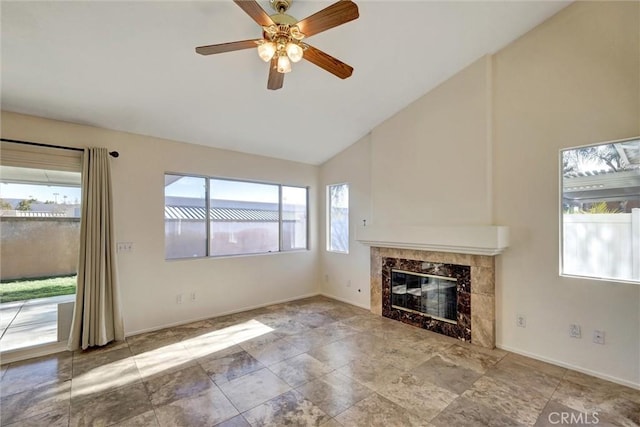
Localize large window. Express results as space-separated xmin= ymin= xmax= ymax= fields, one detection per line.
xmin=165 ymin=174 xmax=308 ymax=259
xmin=327 ymin=183 xmax=349 ymax=253
xmin=560 ymin=137 xmax=640 ymax=283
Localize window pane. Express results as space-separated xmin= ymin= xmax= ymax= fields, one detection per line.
xmin=165 ymin=174 xmax=207 ymax=259
xmin=328 ymin=183 xmax=349 ymax=253
xmin=210 ymin=179 xmax=279 ymax=256
xmin=282 ymin=186 xmax=307 ymax=250
xmin=561 ymin=138 xmax=640 ymax=282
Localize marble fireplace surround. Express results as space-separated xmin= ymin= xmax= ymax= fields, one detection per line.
xmin=370 ymin=247 xmax=497 ymax=348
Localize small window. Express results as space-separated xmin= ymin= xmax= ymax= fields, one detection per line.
xmin=561 ymin=137 xmax=640 ymax=283
xmin=328 ymin=183 xmax=349 ymax=253
xmin=165 ymin=174 xmax=308 ymax=259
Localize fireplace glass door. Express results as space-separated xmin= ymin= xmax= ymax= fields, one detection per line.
xmin=391 ymin=270 xmax=457 ymax=322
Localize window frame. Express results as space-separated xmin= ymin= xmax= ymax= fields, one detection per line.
xmin=164 ymin=172 xmax=309 ymax=260
xmin=559 ymin=136 xmax=640 ymax=285
xmin=327 ymin=182 xmax=350 ymax=254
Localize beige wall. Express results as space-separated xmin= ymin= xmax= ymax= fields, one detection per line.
xmin=320 ymin=1 xmax=639 ymax=387
xmin=493 ymin=1 xmax=639 ymax=386
xmin=0 ymin=218 xmax=80 ymax=280
xmin=371 ymin=55 xmax=493 ymax=226
xmin=1 ymin=111 xmax=320 ymax=334
xmin=319 ymin=134 xmax=372 ymax=308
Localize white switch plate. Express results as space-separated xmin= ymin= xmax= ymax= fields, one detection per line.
xmin=117 ymin=242 xmax=133 ymax=253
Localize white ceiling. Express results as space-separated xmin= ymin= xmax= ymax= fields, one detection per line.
xmin=1 ymin=0 xmax=570 ymax=165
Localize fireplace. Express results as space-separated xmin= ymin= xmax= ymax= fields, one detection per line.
xmin=382 ymin=256 xmax=472 ymax=342
xmin=391 ymin=270 xmax=458 ymax=322
xmin=370 ymin=247 xmax=496 ymax=348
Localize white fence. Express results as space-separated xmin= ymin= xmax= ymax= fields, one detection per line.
xmin=563 ymin=208 xmax=640 ymax=282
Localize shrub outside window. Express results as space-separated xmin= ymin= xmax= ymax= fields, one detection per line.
xmin=560 ymin=137 xmax=640 ymax=283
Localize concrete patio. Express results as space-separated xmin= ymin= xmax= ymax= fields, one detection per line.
xmin=0 ymin=294 xmax=74 ymax=352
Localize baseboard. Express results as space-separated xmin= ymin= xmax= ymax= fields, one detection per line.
xmin=1 ymin=341 xmax=69 ymax=365
xmin=125 ymin=292 xmax=321 ymax=338
xmin=497 ymin=344 xmax=640 ymax=390
xmin=319 ymin=292 xmax=370 ymax=310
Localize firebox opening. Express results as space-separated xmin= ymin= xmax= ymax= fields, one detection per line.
xmin=391 ymin=269 xmax=457 ymax=323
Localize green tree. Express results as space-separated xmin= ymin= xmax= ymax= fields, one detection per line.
xmin=0 ymin=199 xmax=12 ymax=210
xmin=15 ymin=199 xmax=36 ymax=211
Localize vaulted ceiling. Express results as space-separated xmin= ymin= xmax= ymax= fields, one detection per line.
xmin=1 ymin=1 xmax=570 ymax=165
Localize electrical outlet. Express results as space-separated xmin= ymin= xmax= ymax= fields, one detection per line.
xmin=176 ymin=294 xmax=183 ymax=305
xmin=347 ymin=280 xmax=352 ymax=287
xmin=569 ymin=324 xmax=581 ymax=338
xmin=593 ymin=330 xmax=605 ymax=344
xmin=190 ymin=292 xmax=196 ymax=302
xmin=324 ymin=274 xmax=329 ymax=283
xmin=516 ymin=314 xmax=526 ymax=328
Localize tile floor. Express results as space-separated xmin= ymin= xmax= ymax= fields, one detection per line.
xmin=0 ymin=295 xmax=74 ymax=352
xmin=0 ymin=296 xmax=638 ymax=426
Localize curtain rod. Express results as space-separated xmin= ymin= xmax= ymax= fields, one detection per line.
xmin=1 ymin=138 xmax=120 ymax=158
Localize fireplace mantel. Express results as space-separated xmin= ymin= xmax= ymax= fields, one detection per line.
xmin=356 ymin=225 xmax=509 ymax=256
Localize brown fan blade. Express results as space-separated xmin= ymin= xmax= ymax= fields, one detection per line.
xmin=233 ymin=0 xmax=274 ymax=27
xmin=296 ymin=0 xmax=359 ymax=38
xmin=267 ymin=57 xmax=284 ymax=90
xmin=195 ymin=39 xmax=260 ymax=55
xmin=303 ymin=44 xmax=353 ymax=79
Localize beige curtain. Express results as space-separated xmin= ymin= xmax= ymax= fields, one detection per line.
xmin=68 ymin=147 xmax=124 ymax=350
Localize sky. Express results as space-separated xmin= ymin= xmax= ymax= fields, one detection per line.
xmin=0 ymin=183 xmax=81 ymax=204
xmin=165 ymin=175 xmax=307 ymax=205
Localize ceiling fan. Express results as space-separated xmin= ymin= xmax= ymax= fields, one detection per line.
xmin=195 ymin=0 xmax=359 ymax=90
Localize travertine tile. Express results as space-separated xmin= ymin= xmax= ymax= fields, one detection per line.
xmin=242 ymin=390 xmax=330 ymax=426
xmin=1 ymin=296 xmax=633 ymax=427
xmin=143 ymin=364 xmax=214 ymax=406
xmin=217 ymin=368 xmax=291 ymax=412
xmin=470 ymin=265 xmax=495 ymax=295
xmin=1 ymin=405 xmax=69 ymax=427
xmin=71 ymin=346 xmax=141 ymax=400
xmin=334 ymin=393 xmax=429 ymax=427
xmin=412 ymin=354 xmax=483 ymax=395
xmin=377 ymin=373 xmax=458 ymax=422
xmin=336 ymin=357 xmax=404 ymax=392
xmin=0 ymin=381 xmax=70 ymax=425
xmin=153 ymin=386 xmax=238 ymax=427
xmin=462 ymin=376 xmax=548 ymax=425
xmin=432 ymin=396 xmax=522 ymax=427
xmin=1 ymin=351 xmax=72 ymax=396
xmin=199 ymin=349 xmax=264 ymax=385
xmin=111 ymin=410 xmax=159 ymax=427
xmin=296 ymin=371 xmax=373 ymax=417
xmin=487 ymin=355 xmax=563 ymax=398
xmin=269 ymin=353 xmax=333 ymax=387
xmin=69 ymin=382 xmax=152 ymax=427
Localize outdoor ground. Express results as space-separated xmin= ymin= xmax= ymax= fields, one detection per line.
xmin=0 ymin=275 xmax=77 ymax=303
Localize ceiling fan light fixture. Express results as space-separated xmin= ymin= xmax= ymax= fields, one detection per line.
xmin=277 ymin=54 xmax=292 ymax=73
xmin=257 ymin=41 xmax=276 ymax=62
xmin=286 ymin=42 xmax=303 ymax=63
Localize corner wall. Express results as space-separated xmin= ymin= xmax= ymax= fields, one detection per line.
xmin=319 ymin=134 xmax=372 ymax=308
xmin=1 ymin=111 xmax=320 ymax=334
xmin=320 ymin=1 xmax=639 ymax=387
